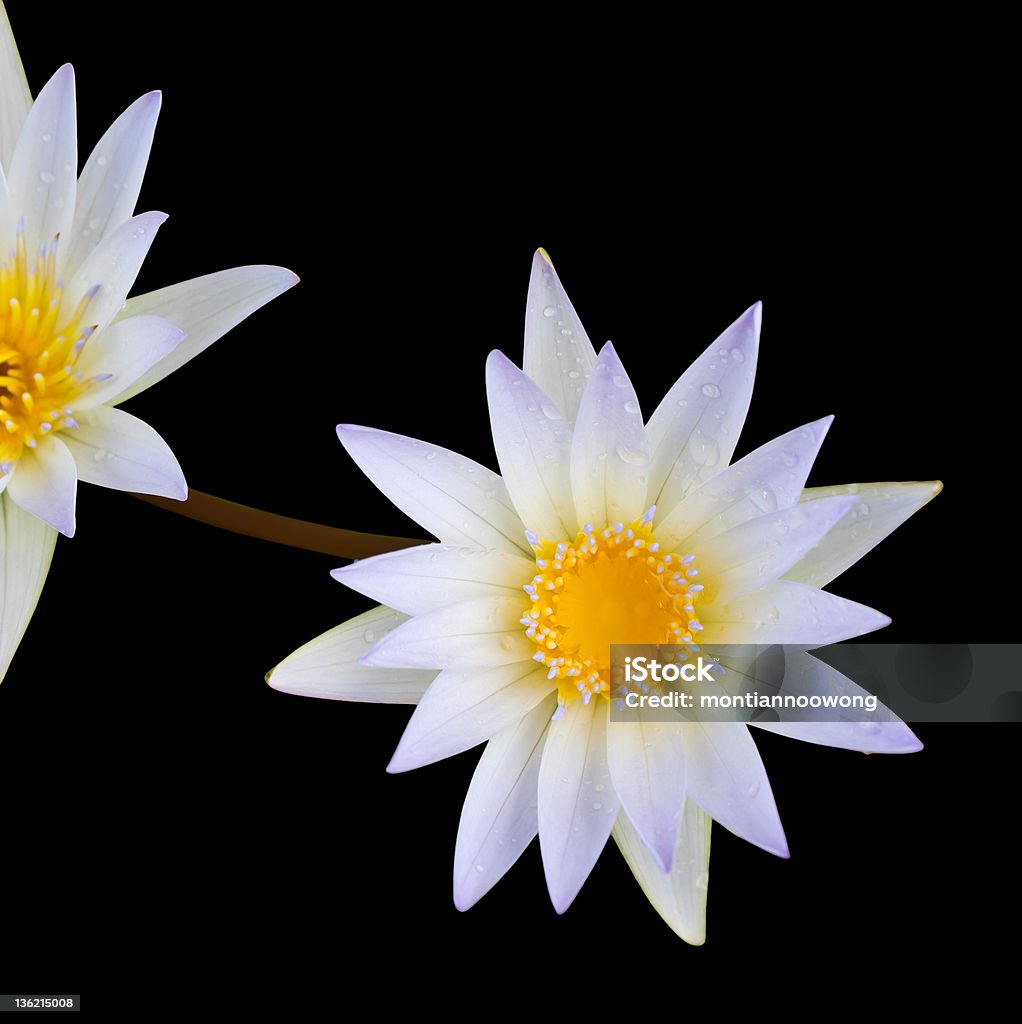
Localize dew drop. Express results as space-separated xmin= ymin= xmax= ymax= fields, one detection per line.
xmin=623 ymin=399 xmax=640 ymax=415
xmin=425 ymin=451 xmax=437 ymax=461
xmin=616 ymin=444 xmax=649 ymax=467
xmin=363 ymin=628 xmax=375 ymax=642
xmin=38 ymin=170 xmax=54 ymax=184
xmin=780 ymin=450 xmax=799 ymax=468
xmin=593 ymin=802 xmax=602 ymax=810
xmin=97 ymin=155 xmax=109 ymax=166
xmin=475 ymin=864 xmax=485 ymax=873
xmin=568 ymin=370 xmax=580 ymax=379
xmin=688 ymin=431 xmax=719 ymax=467
xmin=42 ymin=132 xmax=52 ymax=142
xmin=859 ymin=502 xmax=871 ymax=515
xmin=731 ymin=348 xmax=745 ymax=362
xmin=541 ymin=402 xmax=562 ymax=420
xmin=701 ymin=383 xmax=721 ymax=399
xmin=748 ymin=781 xmax=761 ymax=797
xmin=612 ymin=374 xmax=630 ymax=389
xmin=542 ymin=305 xmax=557 ymax=318
xmin=560 ymin=328 xmax=573 ymax=336
xmin=745 ymin=482 xmax=777 ymax=514
xmin=499 ymin=635 xmax=514 ymax=652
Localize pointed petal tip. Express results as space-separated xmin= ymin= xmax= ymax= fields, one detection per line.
xmin=336 ymin=422 xmax=370 ymax=442
xmin=535 ymin=247 xmax=554 ymax=266
xmin=485 ymin=348 xmax=515 ymax=374
xmin=385 ymin=755 xmax=404 ymax=774
xmin=452 ymin=890 xmax=477 ymax=913
xmin=930 ymin=480 xmax=944 ymax=498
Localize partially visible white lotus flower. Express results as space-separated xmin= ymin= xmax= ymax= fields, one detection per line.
xmin=269 ymin=251 xmax=939 ymax=943
xmin=0 ymin=6 xmax=296 ymax=684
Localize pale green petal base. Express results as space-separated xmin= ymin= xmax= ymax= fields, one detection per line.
xmin=614 ymin=801 xmax=712 ymax=945
xmin=0 ymin=492 xmax=58 ymax=684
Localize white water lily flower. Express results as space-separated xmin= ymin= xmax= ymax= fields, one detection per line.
xmin=269 ymin=249 xmax=939 ymax=943
xmin=0 ymin=6 xmax=297 ymax=684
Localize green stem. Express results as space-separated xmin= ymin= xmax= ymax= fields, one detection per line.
xmin=131 ymin=489 xmax=422 ymax=560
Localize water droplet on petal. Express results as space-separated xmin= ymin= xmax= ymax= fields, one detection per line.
xmin=731 ymin=348 xmax=745 ymax=362
xmin=97 ymin=154 xmax=109 ymax=166
xmin=38 ymin=170 xmax=54 ymax=184
xmin=748 ymin=781 xmax=761 ymax=797
xmin=623 ymin=399 xmax=640 ymax=415
xmin=701 ymin=383 xmax=720 ymax=398
xmin=500 ymin=635 xmax=514 ymax=652
xmin=688 ymin=432 xmax=719 ymax=467
xmin=543 ymin=305 xmax=557 ymax=317
xmin=616 ymin=444 xmax=649 ymax=467
xmin=363 ymin=628 xmax=375 ymax=642
xmin=781 ymin=450 xmax=799 ymax=467
xmin=568 ymin=370 xmax=580 ymax=379
xmin=612 ymin=375 xmax=630 ymax=389
xmin=745 ymin=482 xmax=777 ymax=513
xmin=425 ymin=451 xmax=437 ymax=461
xmin=42 ymin=133 xmax=52 ymax=142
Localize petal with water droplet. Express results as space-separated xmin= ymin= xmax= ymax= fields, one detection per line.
xmin=267 ymin=604 xmax=434 ymax=703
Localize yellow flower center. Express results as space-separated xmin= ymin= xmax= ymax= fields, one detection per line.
xmin=520 ymin=507 xmax=704 ymax=709
xmin=0 ymin=228 xmax=98 ymax=472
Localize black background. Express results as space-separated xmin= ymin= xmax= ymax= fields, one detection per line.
xmin=1 ymin=1 xmax=1014 ymax=1004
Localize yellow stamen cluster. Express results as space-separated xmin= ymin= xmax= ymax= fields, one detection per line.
xmin=0 ymin=227 xmax=98 ymax=473
xmin=519 ymin=507 xmax=704 ymax=710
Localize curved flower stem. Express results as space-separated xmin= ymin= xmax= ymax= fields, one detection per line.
xmin=131 ymin=490 xmax=422 ymax=560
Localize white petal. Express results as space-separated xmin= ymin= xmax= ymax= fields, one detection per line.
xmin=0 ymin=5 xmax=32 ymax=171
xmin=65 ymin=91 xmax=161 ymax=276
xmin=361 ymin=595 xmax=532 ymax=670
xmin=0 ymin=492 xmax=57 ymax=684
xmin=338 ymin=424 xmax=529 ymax=556
xmin=521 ymin=248 xmax=597 ymax=425
xmin=688 ymin=494 xmax=859 ymax=605
xmin=59 ymin=406 xmax=186 ymax=499
xmin=71 ymin=315 xmax=185 ymax=409
xmin=454 ymin=693 xmax=556 ymax=910
xmin=112 ymin=265 xmax=299 ymax=403
xmin=570 ymin=343 xmax=649 ymax=529
xmin=486 ymin=350 xmax=576 ymax=541
xmin=333 ymin=543 xmax=534 ymax=616
xmin=613 ymin=799 xmax=712 ymax=945
xmin=749 ymin=649 xmax=922 ymax=754
xmin=5 ymin=438 xmax=77 ymax=536
xmin=656 ymin=416 xmax=834 ymax=550
xmin=267 ymin=605 xmax=435 ymax=703
xmin=785 ymin=481 xmax=943 ymax=588
xmin=682 ymin=721 xmax=788 ymax=858
xmin=5 ymin=65 xmax=76 ymax=256
xmin=537 ymin=698 xmax=620 ymax=913
xmin=646 ymin=303 xmax=761 ymax=520
xmin=700 ymin=580 xmax=890 ymax=645
xmin=607 ymin=714 xmax=687 ymax=871
xmin=388 ymin=662 xmax=553 ymax=772
xmin=63 ymin=211 xmax=167 ymax=332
